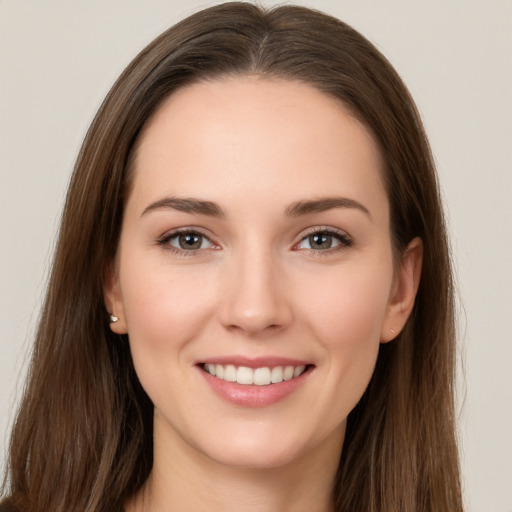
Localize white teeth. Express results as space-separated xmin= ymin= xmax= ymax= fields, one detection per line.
xmin=294 ymin=365 xmax=306 ymax=377
xmin=283 ymin=366 xmax=294 ymax=381
xmin=254 ymin=367 xmax=272 ymax=386
xmin=271 ymin=366 xmax=283 ymax=383
xmin=203 ymin=363 xmax=307 ymax=386
xmin=223 ymin=364 xmax=237 ymax=382
xmin=237 ymin=366 xmax=253 ymax=385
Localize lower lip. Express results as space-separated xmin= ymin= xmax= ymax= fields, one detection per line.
xmin=199 ymin=366 xmax=312 ymax=408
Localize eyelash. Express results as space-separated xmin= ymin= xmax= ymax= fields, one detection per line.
xmin=156 ymin=226 xmax=353 ymax=256
xmin=293 ymin=227 xmax=353 ymax=255
xmin=156 ymin=228 xmax=218 ymax=256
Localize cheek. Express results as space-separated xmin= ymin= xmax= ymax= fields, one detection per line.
xmin=298 ymin=256 xmax=393 ymax=405
xmin=302 ymin=260 xmax=393 ymax=346
xmin=119 ymin=257 xmax=218 ymax=365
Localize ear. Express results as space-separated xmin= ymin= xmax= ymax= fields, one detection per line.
xmin=380 ymin=237 xmax=423 ymax=343
xmin=103 ymin=261 xmax=128 ymax=335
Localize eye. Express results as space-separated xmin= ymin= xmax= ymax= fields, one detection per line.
xmin=295 ymin=229 xmax=352 ymax=252
xmin=159 ymin=230 xmax=216 ymax=252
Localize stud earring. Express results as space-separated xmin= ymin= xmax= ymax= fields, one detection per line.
xmin=110 ymin=315 xmax=119 ymax=323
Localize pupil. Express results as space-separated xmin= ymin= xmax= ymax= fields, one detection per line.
xmin=311 ymin=234 xmax=331 ymax=249
xmin=179 ymin=233 xmax=201 ymax=249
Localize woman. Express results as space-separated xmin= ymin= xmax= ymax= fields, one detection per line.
xmin=1 ymin=2 xmax=463 ymax=511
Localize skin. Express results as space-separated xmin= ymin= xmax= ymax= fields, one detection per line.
xmin=105 ymin=76 xmax=422 ymax=512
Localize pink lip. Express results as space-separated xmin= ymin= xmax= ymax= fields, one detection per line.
xmin=197 ymin=360 xmax=314 ymax=408
xmin=197 ymin=355 xmax=310 ymax=369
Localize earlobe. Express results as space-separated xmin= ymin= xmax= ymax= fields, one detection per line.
xmin=103 ymin=262 xmax=128 ymax=334
xmin=381 ymin=237 xmax=423 ymax=343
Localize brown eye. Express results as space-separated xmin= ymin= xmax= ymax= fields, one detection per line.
xmin=308 ymin=233 xmax=333 ymax=250
xmin=295 ymin=230 xmax=352 ymax=252
xmin=164 ymin=231 xmax=214 ymax=251
xmin=178 ymin=233 xmax=203 ymax=250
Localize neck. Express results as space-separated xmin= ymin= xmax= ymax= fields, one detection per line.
xmin=126 ymin=413 xmax=344 ymax=512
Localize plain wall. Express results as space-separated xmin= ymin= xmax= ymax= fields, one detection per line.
xmin=1 ymin=1 xmax=511 ymax=510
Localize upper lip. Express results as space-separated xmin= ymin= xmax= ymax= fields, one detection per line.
xmin=197 ymin=356 xmax=312 ymax=369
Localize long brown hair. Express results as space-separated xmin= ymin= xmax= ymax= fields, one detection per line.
xmin=1 ymin=3 xmax=463 ymax=511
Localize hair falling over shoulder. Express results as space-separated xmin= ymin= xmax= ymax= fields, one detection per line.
xmin=1 ymin=3 xmax=463 ymax=511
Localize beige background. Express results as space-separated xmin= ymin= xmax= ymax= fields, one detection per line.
xmin=1 ymin=1 xmax=511 ymax=510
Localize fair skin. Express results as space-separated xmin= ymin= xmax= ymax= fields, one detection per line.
xmin=105 ymin=77 xmax=422 ymax=512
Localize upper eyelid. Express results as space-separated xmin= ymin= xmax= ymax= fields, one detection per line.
xmin=296 ymin=226 xmax=352 ymax=240
xmin=159 ymin=226 xmax=214 ymax=239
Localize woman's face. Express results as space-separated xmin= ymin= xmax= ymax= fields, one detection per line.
xmin=106 ymin=77 xmax=419 ymax=470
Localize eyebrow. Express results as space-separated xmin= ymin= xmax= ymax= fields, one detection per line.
xmin=141 ymin=197 xmax=226 ymax=218
xmin=141 ymin=195 xmax=371 ymax=219
xmin=284 ymin=197 xmax=371 ymax=218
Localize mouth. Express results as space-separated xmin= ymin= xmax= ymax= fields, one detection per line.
xmin=201 ymin=363 xmax=312 ymax=386
xmin=197 ymin=356 xmax=315 ymax=407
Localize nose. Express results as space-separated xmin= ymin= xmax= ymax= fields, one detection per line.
xmin=217 ymin=246 xmax=293 ymax=337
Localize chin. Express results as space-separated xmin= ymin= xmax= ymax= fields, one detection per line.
xmin=205 ymin=441 xmax=303 ymax=470
xmin=194 ymin=421 xmax=335 ymax=471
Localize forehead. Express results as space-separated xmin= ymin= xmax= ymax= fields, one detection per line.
xmin=128 ymin=77 xmax=386 ymax=215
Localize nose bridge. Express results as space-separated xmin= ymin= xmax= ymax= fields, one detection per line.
xmin=218 ymin=239 xmax=291 ymax=335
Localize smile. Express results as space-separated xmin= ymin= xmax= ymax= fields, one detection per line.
xmin=203 ymin=363 xmax=307 ymax=386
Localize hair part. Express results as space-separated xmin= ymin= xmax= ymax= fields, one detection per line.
xmin=2 ymin=3 xmax=462 ymax=511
